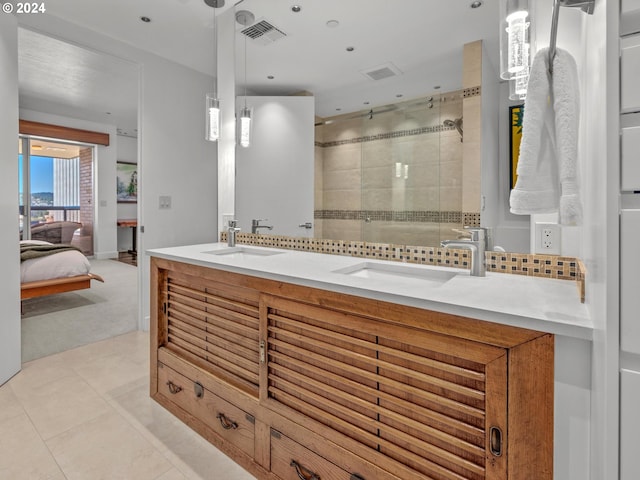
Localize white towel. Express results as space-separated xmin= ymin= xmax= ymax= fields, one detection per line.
xmin=509 ymin=47 xmax=582 ymax=226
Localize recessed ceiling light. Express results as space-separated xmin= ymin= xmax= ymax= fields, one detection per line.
xmin=346 ymin=46 xmax=355 ymax=52
xmin=326 ymin=20 xmax=339 ymax=28
xmin=291 ymin=5 xmax=301 ymax=13
xmin=336 ymin=108 xmax=342 ymax=111
xmin=396 ymin=94 xmax=403 ymax=98
xmin=364 ymin=101 xmax=370 ymax=105
xmin=434 ymin=85 xmax=441 ymax=90
xmin=267 ymin=75 xmax=275 ymax=80
xmin=140 ymin=16 xmax=151 ymax=23
xmin=470 ymin=1 xmax=482 ymax=8
xmin=105 ymin=112 xmax=112 ymax=115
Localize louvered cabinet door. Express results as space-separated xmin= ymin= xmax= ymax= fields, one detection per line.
xmin=260 ymin=295 xmax=508 ymax=480
xmin=158 ymin=268 xmax=261 ymax=397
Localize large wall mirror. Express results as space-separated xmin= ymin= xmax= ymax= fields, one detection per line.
xmin=232 ymin=1 xmax=521 ymax=250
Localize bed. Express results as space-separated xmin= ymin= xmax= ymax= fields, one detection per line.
xmin=20 ymin=240 xmax=104 ymax=300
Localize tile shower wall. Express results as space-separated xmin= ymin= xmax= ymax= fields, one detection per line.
xmin=315 ymin=89 xmax=478 ymax=246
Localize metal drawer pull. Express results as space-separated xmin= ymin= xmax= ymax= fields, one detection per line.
xmin=194 ymin=382 xmax=204 ymax=398
xmin=290 ymin=459 xmax=320 ymax=480
xmin=166 ymin=381 xmax=182 ymax=394
xmin=216 ymin=413 xmax=238 ymax=430
xmin=490 ymin=426 xmax=503 ymax=457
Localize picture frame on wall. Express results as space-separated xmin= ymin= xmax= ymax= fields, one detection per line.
xmin=509 ymin=104 xmax=524 ymax=190
xmin=116 ymin=161 xmax=137 ymax=203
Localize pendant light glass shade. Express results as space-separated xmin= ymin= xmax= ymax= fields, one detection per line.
xmin=509 ymin=72 xmax=529 ymax=100
xmin=499 ymin=0 xmax=531 ymax=80
xmin=239 ymin=107 xmax=251 ymax=148
xmin=205 ymin=94 xmax=220 ymax=142
xmin=205 ymin=0 xmax=220 ymax=143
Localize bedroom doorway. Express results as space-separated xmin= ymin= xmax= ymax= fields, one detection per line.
xmin=19 ymin=136 xmax=95 ymax=255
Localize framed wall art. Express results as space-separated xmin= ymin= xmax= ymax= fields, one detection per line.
xmin=509 ymin=104 xmax=524 ymax=190
xmin=116 ymin=161 xmax=138 ymax=203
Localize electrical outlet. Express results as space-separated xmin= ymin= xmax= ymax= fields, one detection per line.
xmin=535 ymin=223 xmax=560 ymax=254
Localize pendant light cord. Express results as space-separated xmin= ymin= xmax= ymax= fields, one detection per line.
xmin=213 ymin=6 xmax=218 ymax=97
xmin=243 ymin=32 xmax=248 ymax=108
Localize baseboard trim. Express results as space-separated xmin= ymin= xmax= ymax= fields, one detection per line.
xmin=95 ymin=251 xmax=119 ymax=260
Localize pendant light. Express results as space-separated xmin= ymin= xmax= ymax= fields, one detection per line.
xmin=239 ymin=28 xmax=252 ymax=148
xmin=204 ymin=0 xmax=224 ymax=142
xmin=499 ymin=0 xmax=531 ymax=80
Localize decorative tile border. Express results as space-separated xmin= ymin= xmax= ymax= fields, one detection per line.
xmin=317 ymin=124 xmax=455 ymax=148
xmin=315 ymin=210 xmax=481 ymax=225
xmin=220 ymin=232 xmax=585 ymax=302
xmin=316 ymin=87 xmax=479 ymax=149
xmin=463 ymin=212 xmax=481 ymax=227
xmin=463 ymin=86 xmax=481 ymax=98
xmin=485 ymin=252 xmax=578 ymax=280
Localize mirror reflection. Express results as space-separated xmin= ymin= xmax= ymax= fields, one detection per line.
xmin=315 ymin=91 xmax=465 ymax=246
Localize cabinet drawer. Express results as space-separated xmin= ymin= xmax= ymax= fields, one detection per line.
xmin=622 ymin=119 xmax=640 ymax=191
xmin=271 ymin=430 xmax=367 ymax=480
xmin=622 ymin=34 xmax=640 ymax=113
xmin=621 ymin=210 xmax=640 ymax=355
xmin=621 ymin=369 xmax=640 ymax=480
xmin=158 ymin=363 xmax=255 ymax=457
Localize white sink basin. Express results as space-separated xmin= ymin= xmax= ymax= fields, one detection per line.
xmin=333 ymin=262 xmax=458 ymax=287
xmin=202 ymin=246 xmax=285 ymax=259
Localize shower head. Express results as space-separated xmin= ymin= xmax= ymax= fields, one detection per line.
xmin=443 ymin=117 xmax=463 ymax=141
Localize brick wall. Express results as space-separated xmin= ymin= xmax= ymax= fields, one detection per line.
xmin=78 ymin=147 xmax=93 ymax=255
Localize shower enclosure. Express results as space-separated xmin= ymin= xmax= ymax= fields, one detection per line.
xmin=315 ymin=90 xmax=465 ymax=247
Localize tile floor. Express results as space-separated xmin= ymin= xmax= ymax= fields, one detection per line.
xmin=0 ymin=331 xmax=256 ymax=480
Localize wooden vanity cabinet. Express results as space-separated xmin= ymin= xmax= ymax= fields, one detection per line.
xmin=150 ymin=257 xmax=554 ymax=480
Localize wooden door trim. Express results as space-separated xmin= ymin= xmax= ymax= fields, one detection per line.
xmin=19 ymin=120 xmax=110 ymax=146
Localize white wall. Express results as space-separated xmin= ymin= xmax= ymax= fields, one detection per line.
xmin=0 ymin=13 xmax=21 ymax=385
xmin=116 ymin=135 xmax=137 ymax=252
xmin=17 ymin=14 xmax=219 ymax=330
xmin=19 ymin=109 xmax=119 ymax=259
xmin=235 ymin=96 xmax=315 ymax=237
xmin=530 ymin=1 xmax=617 ymax=479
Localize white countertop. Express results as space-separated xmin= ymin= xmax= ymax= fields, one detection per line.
xmin=147 ymin=242 xmax=593 ymax=340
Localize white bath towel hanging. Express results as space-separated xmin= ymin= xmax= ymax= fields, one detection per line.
xmin=509 ymin=47 xmax=582 ymax=226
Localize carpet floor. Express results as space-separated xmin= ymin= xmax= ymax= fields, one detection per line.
xmin=20 ymin=259 xmax=138 ymax=363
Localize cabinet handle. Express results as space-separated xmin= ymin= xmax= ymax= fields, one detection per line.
xmin=216 ymin=413 xmax=238 ymax=430
xmin=290 ymin=460 xmax=320 ymax=480
xmin=194 ymin=382 xmax=204 ymax=399
xmin=259 ymin=340 xmax=266 ymax=364
xmin=350 ymin=475 xmax=365 ymax=480
xmin=166 ymin=381 xmax=182 ymax=394
xmin=490 ymin=426 xmax=503 ymax=457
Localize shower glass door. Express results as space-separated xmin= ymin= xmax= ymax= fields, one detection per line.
xmin=361 ymin=94 xmax=460 ymax=246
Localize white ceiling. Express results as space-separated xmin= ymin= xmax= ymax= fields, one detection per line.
xmin=17 ymin=0 xmax=500 ymax=134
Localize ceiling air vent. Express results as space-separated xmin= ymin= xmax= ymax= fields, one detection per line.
xmin=241 ymin=19 xmax=287 ymax=45
xmin=361 ymin=62 xmax=403 ymax=81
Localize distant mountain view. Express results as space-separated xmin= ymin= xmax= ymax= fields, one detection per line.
xmin=31 ymin=192 xmax=53 ymax=206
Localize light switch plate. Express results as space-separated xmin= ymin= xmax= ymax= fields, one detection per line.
xmin=159 ymin=195 xmax=172 ymax=209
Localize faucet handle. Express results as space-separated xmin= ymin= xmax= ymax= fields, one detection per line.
xmin=464 ymin=226 xmax=486 ymax=241
xmin=228 ymin=219 xmax=238 ymax=228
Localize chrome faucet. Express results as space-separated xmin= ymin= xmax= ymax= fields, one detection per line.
xmin=251 ymin=219 xmax=273 ymax=234
xmin=227 ymin=220 xmax=240 ymax=247
xmin=441 ymin=227 xmax=487 ymax=277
